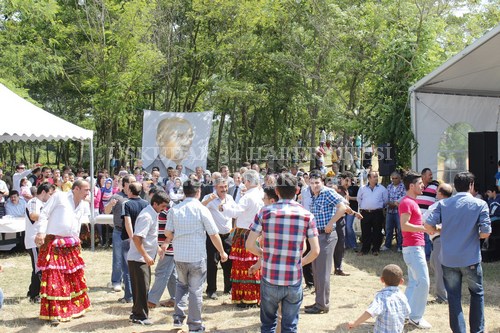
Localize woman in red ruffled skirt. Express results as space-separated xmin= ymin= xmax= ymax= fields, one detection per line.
xmin=38 ymin=235 xmax=91 ymax=324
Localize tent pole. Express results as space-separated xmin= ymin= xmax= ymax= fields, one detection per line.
xmin=89 ymin=137 xmax=95 ymax=252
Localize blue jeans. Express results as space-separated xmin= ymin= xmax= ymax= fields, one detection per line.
xmin=121 ymin=239 xmax=132 ymax=300
xmin=111 ymin=229 xmax=123 ymax=286
xmin=174 ymin=259 xmax=207 ymax=332
xmin=260 ymin=278 xmax=302 ymax=333
xmin=148 ymin=254 xmax=177 ymax=305
xmin=344 ymin=214 xmax=357 ymax=249
xmin=402 ymin=246 xmax=429 ymax=322
xmin=384 ymin=212 xmax=402 ymax=250
xmin=424 ymin=233 xmax=432 ymax=261
xmin=442 ymin=263 xmax=484 ymax=333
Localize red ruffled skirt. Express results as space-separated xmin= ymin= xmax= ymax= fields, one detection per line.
xmin=229 ymin=228 xmax=260 ymax=304
xmin=37 ymin=235 xmax=91 ymax=321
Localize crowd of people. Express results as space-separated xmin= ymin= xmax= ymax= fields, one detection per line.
xmin=0 ymin=154 xmax=496 ymax=333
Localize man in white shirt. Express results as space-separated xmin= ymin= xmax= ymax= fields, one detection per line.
xmin=220 ymin=170 xmax=264 ymax=307
xmin=13 ymin=163 xmax=34 ymax=192
xmin=202 ymin=177 xmax=235 ymax=299
xmin=24 ymin=183 xmax=54 ymax=303
xmin=35 ymin=180 xmax=91 ymax=325
xmin=165 ymin=180 xmax=227 ymax=332
xmin=127 ymin=191 xmax=170 ymax=326
xmin=357 ymin=171 xmax=388 ymax=255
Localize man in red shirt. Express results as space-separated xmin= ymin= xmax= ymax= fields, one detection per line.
xmin=399 ymin=171 xmax=432 ymax=330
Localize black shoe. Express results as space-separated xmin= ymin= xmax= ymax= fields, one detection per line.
xmin=334 ymin=270 xmax=350 ymax=276
xmin=304 ymin=303 xmax=317 ymax=309
xmin=29 ymin=296 xmax=41 ymax=304
xmin=236 ymin=303 xmax=258 ymax=309
xmin=132 ymin=318 xmax=152 ymax=325
xmin=207 ymin=292 xmax=218 ymax=300
xmin=50 ymin=319 xmax=60 ymax=326
xmin=304 ymin=305 xmax=329 ymax=314
xmin=118 ymin=297 xmax=132 ymax=303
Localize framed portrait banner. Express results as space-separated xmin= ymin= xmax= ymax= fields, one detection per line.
xmin=141 ymin=110 xmax=214 ymax=175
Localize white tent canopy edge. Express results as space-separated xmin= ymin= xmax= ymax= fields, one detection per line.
xmin=409 ymin=24 xmax=500 ymax=174
xmin=0 ymin=83 xmax=98 ymax=250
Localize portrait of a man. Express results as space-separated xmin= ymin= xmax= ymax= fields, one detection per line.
xmin=142 ymin=110 xmax=213 ymax=176
xmin=157 ymin=117 xmax=194 ymax=164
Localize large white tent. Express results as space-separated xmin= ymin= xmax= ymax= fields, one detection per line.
xmin=409 ymin=24 xmax=500 ymax=174
xmin=0 ymin=83 xmax=97 ymax=248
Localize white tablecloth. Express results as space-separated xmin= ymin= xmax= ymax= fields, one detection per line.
xmin=0 ymin=217 xmax=25 ymax=251
xmin=0 ymin=217 xmax=25 ymax=233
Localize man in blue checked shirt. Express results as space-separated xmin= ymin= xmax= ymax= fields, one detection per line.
xmin=304 ymin=171 xmax=347 ymax=315
xmin=246 ymin=173 xmax=320 ymax=333
xmin=425 ymin=172 xmax=491 ymax=333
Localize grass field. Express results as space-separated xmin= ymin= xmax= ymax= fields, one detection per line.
xmin=1 ymin=247 xmax=500 ymax=333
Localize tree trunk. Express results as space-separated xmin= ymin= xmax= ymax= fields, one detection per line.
xmin=215 ymin=109 xmax=227 ymax=171
xmin=309 ymin=105 xmax=318 ymax=171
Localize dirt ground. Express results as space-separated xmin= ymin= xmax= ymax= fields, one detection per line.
xmin=1 ymin=248 xmax=500 ymax=333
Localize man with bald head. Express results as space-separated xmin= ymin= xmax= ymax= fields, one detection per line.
xmin=35 ymin=180 xmax=92 ymax=325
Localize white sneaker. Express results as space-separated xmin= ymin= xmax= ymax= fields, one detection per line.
xmin=380 ymin=245 xmax=389 ymax=251
xmin=113 ymin=284 xmax=122 ymax=292
xmin=409 ymin=318 xmax=432 ymax=329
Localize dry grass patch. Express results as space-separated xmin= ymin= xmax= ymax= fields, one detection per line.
xmin=1 ymin=248 xmax=500 ymax=332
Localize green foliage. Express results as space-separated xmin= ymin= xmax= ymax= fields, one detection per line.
xmin=1 ymin=0 xmax=499 ymax=170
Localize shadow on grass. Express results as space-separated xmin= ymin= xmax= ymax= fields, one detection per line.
xmin=69 ymin=318 xmax=131 ymax=332
xmin=345 ymin=247 xmax=500 ymax=308
xmin=203 ymin=302 xmax=260 ymax=316
xmin=344 ymin=249 xmax=405 ymax=278
xmin=101 ymin=305 xmax=133 ymax=316
xmin=0 ymin=316 xmax=41 ymax=329
xmin=3 ymin=296 xmax=23 ymax=305
xmin=207 ymin=323 xmax=260 ymax=333
xmin=88 ymin=286 xmax=115 ymax=293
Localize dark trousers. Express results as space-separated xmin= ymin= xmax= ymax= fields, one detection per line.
xmin=206 ymin=233 xmax=232 ymax=294
xmin=360 ymin=210 xmax=384 ymax=254
xmin=128 ymin=260 xmax=151 ymax=320
xmin=333 ymin=221 xmax=346 ymax=270
xmin=303 ymin=240 xmax=314 ymax=287
xmin=27 ymin=247 xmax=42 ymax=299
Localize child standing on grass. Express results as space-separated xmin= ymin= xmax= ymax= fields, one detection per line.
xmin=347 ymin=264 xmax=410 ymax=333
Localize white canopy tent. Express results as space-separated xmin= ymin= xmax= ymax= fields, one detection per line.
xmin=0 ymin=83 xmax=98 ymax=249
xmin=410 ymin=24 xmax=500 ymax=175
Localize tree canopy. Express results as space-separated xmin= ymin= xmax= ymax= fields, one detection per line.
xmin=1 ymin=0 xmax=499 ymax=172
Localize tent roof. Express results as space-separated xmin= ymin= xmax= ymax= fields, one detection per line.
xmin=0 ymin=83 xmax=93 ymax=142
xmin=410 ymin=24 xmax=500 ymax=97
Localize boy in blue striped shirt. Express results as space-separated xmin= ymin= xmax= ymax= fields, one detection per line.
xmin=348 ymin=264 xmax=410 ymax=333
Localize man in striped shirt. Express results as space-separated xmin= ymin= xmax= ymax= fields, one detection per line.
xmin=147 ymin=188 xmax=176 ymax=309
xmin=246 ymin=173 xmax=320 ymax=333
xmin=416 ymin=168 xmax=439 ymax=260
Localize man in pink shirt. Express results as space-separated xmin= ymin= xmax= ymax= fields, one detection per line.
xmin=399 ymin=171 xmax=432 ymax=330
